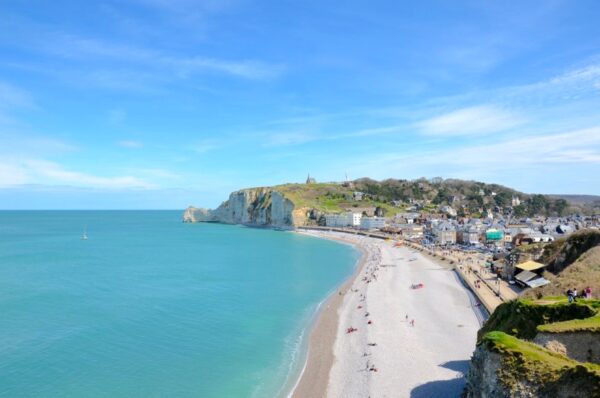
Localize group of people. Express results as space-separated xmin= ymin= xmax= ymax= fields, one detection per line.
xmin=566 ymin=286 xmax=593 ymax=303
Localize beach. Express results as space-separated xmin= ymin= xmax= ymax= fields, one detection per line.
xmin=291 ymin=230 xmax=485 ymax=398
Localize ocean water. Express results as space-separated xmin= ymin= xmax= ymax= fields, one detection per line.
xmin=0 ymin=211 xmax=358 ymax=398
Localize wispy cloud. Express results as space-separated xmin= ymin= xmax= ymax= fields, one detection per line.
xmin=263 ymin=131 xmax=318 ymax=147
xmin=117 ymin=140 xmax=144 ymax=148
xmin=191 ymin=139 xmax=220 ymax=154
xmin=416 ymin=105 xmax=524 ymax=136
xmin=0 ymin=157 xmax=154 ymax=189
xmin=0 ymin=81 xmax=33 ymax=108
xmin=108 ymin=109 xmax=127 ymax=124
xmin=0 ymin=132 xmax=78 ymax=155
xmin=18 ymin=27 xmax=284 ymax=82
xmin=355 ymin=126 xmax=600 ymax=179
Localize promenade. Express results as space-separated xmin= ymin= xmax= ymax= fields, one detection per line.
xmin=402 ymin=242 xmax=519 ymax=313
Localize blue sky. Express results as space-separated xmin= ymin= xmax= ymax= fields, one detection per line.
xmin=1 ymin=0 xmax=599 ymax=209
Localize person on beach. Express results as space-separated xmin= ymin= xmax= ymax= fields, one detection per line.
xmin=410 ymin=319 xmax=415 ymax=327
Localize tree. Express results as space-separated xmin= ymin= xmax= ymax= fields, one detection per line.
xmin=513 ymin=204 xmax=527 ymax=217
xmin=553 ymin=199 xmax=568 ymax=216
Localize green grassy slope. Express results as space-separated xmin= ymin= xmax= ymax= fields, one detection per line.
xmin=273 ymin=183 xmax=404 ymax=215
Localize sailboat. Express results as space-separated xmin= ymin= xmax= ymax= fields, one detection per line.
xmin=81 ymin=226 xmax=88 ymax=240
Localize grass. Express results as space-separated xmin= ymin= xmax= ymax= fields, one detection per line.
xmin=538 ymin=314 xmax=600 ymax=333
xmin=478 ymin=299 xmax=598 ymax=340
xmin=483 ymin=331 xmax=588 ymax=370
xmin=273 ymin=183 xmax=405 ymax=216
xmin=475 ymin=299 xmax=600 ymax=395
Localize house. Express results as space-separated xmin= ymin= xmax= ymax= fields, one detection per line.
xmin=433 ymin=222 xmax=457 ymax=245
xmin=459 ymin=226 xmax=481 ymax=245
xmin=512 ymin=196 xmax=521 ymax=206
xmin=306 ymin=174 xmax=316 ymax=184
xmin=440 ymin=205 xmax=457 ymax=217
xmin=401 ymin=224 xmax=424 ymax=240
xmin=557 ymin=224 xmax=573 ymax=235
xmin=486 ymin=228 xmax=504 ymax=242
xmin=360 ymin=217 xmax=387 ymax=230
xmin=353 ymin=191 xmax=365 ymax=201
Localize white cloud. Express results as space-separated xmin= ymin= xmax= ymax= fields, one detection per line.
xmin=0 ymin=157 xmax=153 ymax=189
xmin=356 ymin=126 xmax=600 ymax=178
xmin=263 ymin=132 xmax=317 ymax=147
xmin=118 ymin=140 xmax=143 ymax=148
xmin=191 ymin=139 xmax=220 ymax=154
xmin=417 ymin=105 xmax=524 ymax=136
xmin=109 ymin=109 xmax=127 ymax=124
xmin=0 ymin=81 xmax=33 ymax=109
xmin=35 ymin=33 xmax=283 ymax=81
xmin=0 ymin=132 xmax=78 ymax=155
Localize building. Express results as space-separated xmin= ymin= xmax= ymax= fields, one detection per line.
xmin=360 ymin=216 xmax=387 ymax=230
xmin=353 ymin=191 xmax=365 ymax=201
xmin=324 ymin=212 xmax=362 ymax=227
xmin=440 ymin=205 xmax=457 ymax=217
xmin=486 ymin=228 xmax=504 ymax=242
xmin=306 ymin=173 xmax=316 ymax=184
xmin=433 ymin=222 xmax=457 ymax=245
xmin=459 ymin=226 xmax=481 ymax=245
xmin=397 ymin=224 xmax=424 ymax=240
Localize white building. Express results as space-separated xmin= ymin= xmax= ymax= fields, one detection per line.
xmin=360 ymin=216 xmax=387 ymax=230
xmin=440 ymin=205 xmax=457 ymax=217
xmin=325 ymin=212 xmax=362 ymax=227
xmin=349 ymin=212 xmax=362 ymax=226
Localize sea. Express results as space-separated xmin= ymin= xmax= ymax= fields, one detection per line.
xmin=0 ymin=211 xmax=358 ymax=398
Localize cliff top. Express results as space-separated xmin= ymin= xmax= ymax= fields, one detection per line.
xmin=272 ymin=182 xmax=402 ymax=215
xmin=524 ymin=230 xmax=600 ymax=299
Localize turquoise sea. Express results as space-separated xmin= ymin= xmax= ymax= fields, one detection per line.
xmin=0 ymin=211 xmax=358 ymax=397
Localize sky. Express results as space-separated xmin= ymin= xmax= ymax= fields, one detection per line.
xmin=1 ymin=0 xmax=599 ymax=209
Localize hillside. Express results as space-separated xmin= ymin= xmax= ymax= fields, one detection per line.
xmin=184 ymin=178 xmax=593 ymax=227
xmin=351 ymin=177 xmax=573 ymax=216
xmin=551 ymin=194 xmax=600 ymax=215
xmin=275 ymin=177 xmax=577 ymax=217
xmin=519 ymin=230 xmax=600 ymax=299
xmin=273 ymin=183 xmax=399 ymax=216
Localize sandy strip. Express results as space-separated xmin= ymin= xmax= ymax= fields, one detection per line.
xmin=290 ymin=232 xmax=368 ymax=398
xmin=291 ymin=230 xmax=483 ymax=398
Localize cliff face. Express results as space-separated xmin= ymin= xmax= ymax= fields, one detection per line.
xmin=463 ymin=334 xmax=600 ymax=398
xmin=183 ymin=188 xmax=300 ymax=227
xmin=463 ymin=345 xmax=521 ymax=398
xmin=534 ymin=331 xmax=600 ymax=364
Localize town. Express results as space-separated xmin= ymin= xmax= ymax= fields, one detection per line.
xmin=299 ymin=176 xmax=600 ymax=306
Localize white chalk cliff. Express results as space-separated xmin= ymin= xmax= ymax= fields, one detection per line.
xmin=183 ymin=188 xmax=302 ymax=227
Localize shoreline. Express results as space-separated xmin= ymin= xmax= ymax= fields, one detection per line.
xmin=289 ymin=229 xmax=484 ymax=397
xmin=288 ymin=233 xmax=368 ymax=398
